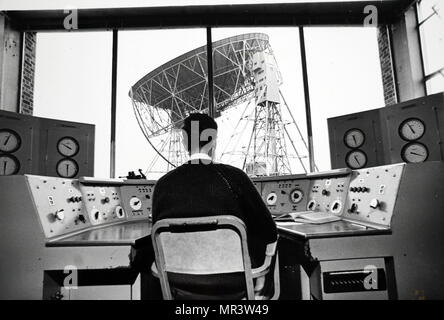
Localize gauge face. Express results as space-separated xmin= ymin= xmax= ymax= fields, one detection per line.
xmin=346 ymin=150 xmax=367 ymax=169
xmin=129 ymin=197 xmax=143 ymax=211
xmin=0 ymin=129 xmax=21 ymax=153
xmin=289 ymin=189 xmax=303 ymax=204
xmin=57 ymin=137 xmax=79 ymax=157
xmin=401 ymin=142 xmax=428 ymax=163
xmin=344 ymin=129 xmax=365 ymax=149
xmin=266 ymin=192 xmax=277 ymax=206
xmin=0 ymin=154 xmax=20 ymax=175
xmin=56 ymin=158 xmax=79 ymax=178
xmin=399 ymin=118 xmax=425 ymax=141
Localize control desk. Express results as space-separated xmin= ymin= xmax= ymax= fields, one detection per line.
xmin=0 ymin=175 xmax=155 ymax=299
xmin=253 ymin=162 xmax=444 ymax=299
xmin=1 ymin=162 xmax=444 ymax=300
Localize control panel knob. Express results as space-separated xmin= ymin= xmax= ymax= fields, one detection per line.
xmin=91 ymin=208 xmax=100 ymax=221
xmin=361 ymin=187 xmax=368 ymax=192
xmin=78 ymin=214 xmax=86 ymax=223
xmin=101 ymin=197 xmax=110 ymax=204
xmin=321 ymin=189 xmax=330 ymax=196
xmin=54 ymin=209 xmax=65 ymax=221
xmin=369 ymin=199 xmax=380 ymax=209
xmin=115 ymin=206 xmax=125 ymax=218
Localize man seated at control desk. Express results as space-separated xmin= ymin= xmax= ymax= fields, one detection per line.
xmin=151 ymin=113 xmax=278 ymax=299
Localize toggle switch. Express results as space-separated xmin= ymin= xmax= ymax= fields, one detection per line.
xmin=369 ymin=199 xmax=380 ymax=209
xmin=54 ymin=209 xmax=65 ymax=221
xmin=349 ymin=203 xmax=358 ymax=214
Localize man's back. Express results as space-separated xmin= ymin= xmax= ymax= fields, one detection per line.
xmin=152 ymin=160 xmax=277 ymax=268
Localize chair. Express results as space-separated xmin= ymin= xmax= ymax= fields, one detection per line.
xmin=151 ymin=215 xmax=279 ymax=300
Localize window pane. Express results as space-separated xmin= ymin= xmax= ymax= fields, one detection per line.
xmin=305 ymin=27 xmax=385 ymax=171
xmin=34 ymin=32 xmax=112 ymax=178
xmin=211 ymin=27 xmax=309 ymax=176
xmin=426 ymin=73 xmax=444 ymax=94
xmin=117 ymin=29 xmax=206 ymax=180
xmin=419 ymin=0 xmax=444 ymax=76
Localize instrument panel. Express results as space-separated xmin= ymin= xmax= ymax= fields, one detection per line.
xmin=23 ymin=175 xmax=156 ymax=240
xmin=255 ymin=163 xmax=405 ymax=228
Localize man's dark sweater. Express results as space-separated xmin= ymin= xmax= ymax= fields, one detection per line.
xmin=152 ymin=160 xmax=277 ymax=268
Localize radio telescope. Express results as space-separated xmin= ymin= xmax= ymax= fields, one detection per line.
xmin=129 ymin=33 xmax=313 ymax=178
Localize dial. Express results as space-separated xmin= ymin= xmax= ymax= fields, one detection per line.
xmin=0 ymin=154 xmax=20 ymax=175
xmin=57 ymin=137 xmax=79 ymax=157
xmin=344 ymin=129 xmax=365 ymax=149
xmin=266 ymin=192 xmax=277 ymax=206
xmin=0 ymin=129 xmax=21 ymax=153
xmin=56 ymin=158 xmax=79 ymax=178
xmin=399 ymin=118 xmax=425 ymax=141
xmin=401 ymin=142 xmax=428 ymax=163
xmin=129 ymin=197 xmax=143 ymax=211
xmin=346 ymin=150 xmax=367 ymax=169
xmin=289 ymin=189 xmax=303 ymax=204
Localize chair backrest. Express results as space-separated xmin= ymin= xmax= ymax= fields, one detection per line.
xmin=151 ymin=215 xmax=256 ymax=300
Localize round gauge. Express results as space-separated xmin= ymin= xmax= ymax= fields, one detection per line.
xmin=289 ymin=189 xmax=304 ymax=204
xmin=399 ymin=118 xmax=425 ymax=141
xmin=57 ymin=137 xmax=79 ymax=157
xmin=0 ymin=154 xmax=20 ymax=175
xmin=266 ymin=192 xmax=277 ymax=206
xmin=401 ymin=142 xmax=428 ymax=163
xmin=0 ymin=129 xmax=21 ymax=153
xmin=56 ymin=158 xmax=79 ymax=178
xmin=129 ymin=197 xmax=142 ymax=211
xmin=344 ymin=129 xmax=365 ymax=149
xmin=346 ymin=150 xmax=367 ymax=169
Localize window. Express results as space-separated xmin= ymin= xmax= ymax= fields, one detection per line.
xmin=305 ymin=27 xmax=385 ymax=171
xmin=419 ymin=0 xmax=444 ymax=94
xmin=212 ymin=27 xmax=309 ymax=175
xmin=116 ymin=29 xmax=206 ymax=179
xmin=33 ymin=32 xmax=112 ymax=178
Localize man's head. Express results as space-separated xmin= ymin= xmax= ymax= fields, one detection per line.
xmin=181 ymin=113 xmax=218 ymax=157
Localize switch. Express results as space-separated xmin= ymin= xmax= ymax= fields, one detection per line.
xmin=281 ymin=190 xmax=286 ymax=195
xmin=321 ymin=189 xmax=330 ymax=196
xmin=78 ymin=214 xmax=86 ymax=223
xmin=349 ymin=203 xmax=358 ymax=214
xmin=54 ymin=209 xmax=65 ymax=221
xmin=102 ymin=197 xmax=110 ymax=204
xmin=369 ymin=199 xmax=380 ymax=209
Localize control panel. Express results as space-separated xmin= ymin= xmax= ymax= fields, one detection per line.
xmin=79 ymin=184 xmax=125 ymax=225
xmin=306 ymin=175 xmax=350 ymax=215
xmin=21 ymin=175 xmax=157 ymax=241
xmin=120 ymin=182 xmax=156 ymax=221
xmin=258 ymin=175 xmax=311 ymax=215
xmin=26 ymin=175 xmax=91 ymax=239
xmin=343 ymin=163 xmax=404 ymax=227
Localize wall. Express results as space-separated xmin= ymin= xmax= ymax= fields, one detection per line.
xmin=377 ymin=25 xmax=397 ymax=106
xmin=0 ymin=14 xmax=21 ymax=112
xmin=20 ymin=32 xmax=36 ymax=115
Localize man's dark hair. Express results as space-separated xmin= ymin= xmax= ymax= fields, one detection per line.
xmin=181 ymin=113 xmax=218 ymax=153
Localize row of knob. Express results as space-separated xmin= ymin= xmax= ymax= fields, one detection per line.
xmin=349 ymin=187 xmax=369 ymax=193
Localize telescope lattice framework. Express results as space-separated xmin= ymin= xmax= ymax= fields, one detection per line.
xmin=129 ymin=33 xmax=312 ymax=176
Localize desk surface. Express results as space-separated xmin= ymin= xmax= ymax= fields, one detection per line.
xmin=277 ymin=220 xmax=390 ymax=239
xmin=46 ymin=220 xmax=152 ymax=247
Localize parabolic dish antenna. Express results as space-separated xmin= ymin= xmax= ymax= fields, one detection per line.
xmin=130 ymin=33 xmax=313 ymax=177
